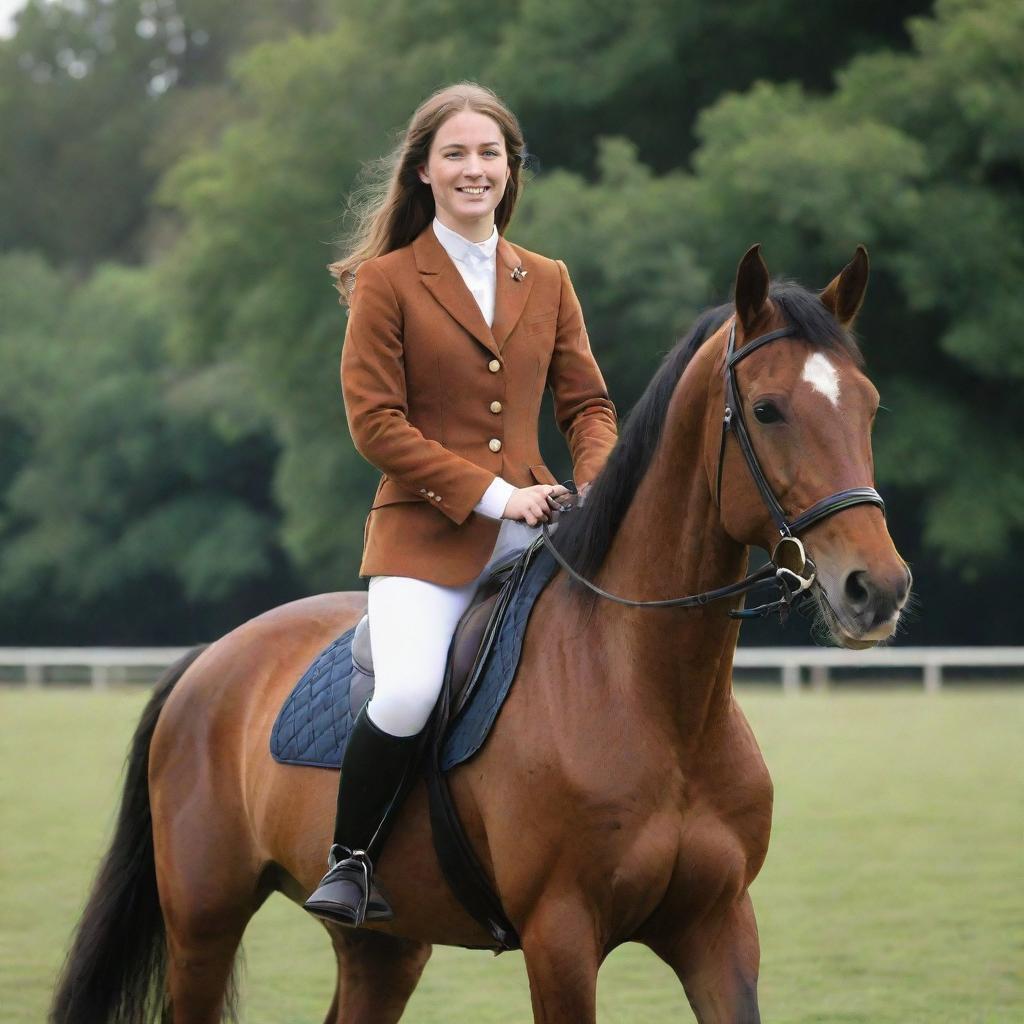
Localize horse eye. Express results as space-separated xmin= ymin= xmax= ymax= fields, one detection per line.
xmin=754 ymin=401 xmax=783 ymax=424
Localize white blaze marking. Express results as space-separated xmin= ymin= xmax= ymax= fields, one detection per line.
xmin=801 ymin=352 xmax=840 ymax=407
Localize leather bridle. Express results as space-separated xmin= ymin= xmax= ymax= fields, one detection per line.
xmin=539 ymin=317 xmax=885 ymax=620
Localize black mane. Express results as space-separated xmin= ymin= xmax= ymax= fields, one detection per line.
xmin=550 ymin=281 xmax=862 ymax=604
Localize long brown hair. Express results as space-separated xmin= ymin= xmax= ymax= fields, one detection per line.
xmin=329 ymin=82 xmax=526 ymax=304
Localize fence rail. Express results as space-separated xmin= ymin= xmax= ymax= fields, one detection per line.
xmin=732 ymin=646 xmax=1024 ymax=693
xmin=0 ymin=647 xmax=190 ymax=690
xmin=2 ymin=646 xmax=1024 ymax=693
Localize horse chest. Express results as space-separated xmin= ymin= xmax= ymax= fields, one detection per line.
xmin=657 ymin=816 xmax=752 ymax=923
xmin=672 ymin=762 xmax=774 ymax=899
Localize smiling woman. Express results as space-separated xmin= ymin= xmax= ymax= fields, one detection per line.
xmin=296 ymin=81 xmax=619 ymax=931
xmin=417 ymin=110 xmax=512 ymax=241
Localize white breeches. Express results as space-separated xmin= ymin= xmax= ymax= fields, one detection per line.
xmin=365 ymin=519 xmax=551 ymax=737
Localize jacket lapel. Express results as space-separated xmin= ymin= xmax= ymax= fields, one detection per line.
xmin=413 ymin=227 xmax=499 ymax=359
xmin=492 ymin=237 xmax=533 ymax=351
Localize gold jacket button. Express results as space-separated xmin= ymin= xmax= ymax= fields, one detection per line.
xmin=488 ymin=359 xmax=501 ymax=373
xmin=488 ymin=438 xmax=502 ymax=453
xmin=427 ymin=490 xmax=435 ymax=498
xmin=434 ymin=495 xmax=442 ymax=502
xmin=490 ymin=400 xmax=502 ymax=414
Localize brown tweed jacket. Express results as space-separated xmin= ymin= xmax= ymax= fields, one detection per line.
xmin=341 ymin=224 xmax=618 ymax=586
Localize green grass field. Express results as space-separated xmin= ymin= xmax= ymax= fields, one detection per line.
xmin=1 ymin=688 xmax=1021 ymax=1023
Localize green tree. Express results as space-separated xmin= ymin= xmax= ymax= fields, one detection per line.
xmin=7 ymin=0 xmax=1013 ymax=641
xmin=1 ymin=0 xmax=932 ymax=271
xmin=159 ymin=0 xmax=1023 ymax=595
xmin=0 ymin=0 xmax=330 ymax=268
xmin=684 ymin=0 xmax=1024 ymax=568
xmin=0 ymin=252 xmax=294 ymax=643
xmin=493 ymin=0 xmax=935 ymax=174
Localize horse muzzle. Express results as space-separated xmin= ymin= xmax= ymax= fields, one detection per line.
xmin=815 ymin=562 xmax=913 ymax=648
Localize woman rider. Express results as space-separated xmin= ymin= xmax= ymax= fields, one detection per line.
xmin=303 ymin=82 xmax=618 ymax=927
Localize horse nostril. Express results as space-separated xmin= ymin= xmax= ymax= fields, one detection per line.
xmin=844 ymin=569 xmax=870 ymax=609
xmin=841 ymin=566 xmax=910 ymax=631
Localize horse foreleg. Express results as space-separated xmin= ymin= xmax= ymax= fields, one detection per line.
xmin=520 ymin=899 xmax=602 ymax=1023
xmin=326 ymin=926 xmax=432 ymax=1024
xmin=651 ymin=890 xmax=761 ymax=1024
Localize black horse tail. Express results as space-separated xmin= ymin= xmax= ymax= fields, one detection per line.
xmin=50 ymin=644 xmax=210 ymax=1024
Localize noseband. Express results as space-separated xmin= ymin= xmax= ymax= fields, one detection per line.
xmin=540 ymin=318 xmax=885 ymax=620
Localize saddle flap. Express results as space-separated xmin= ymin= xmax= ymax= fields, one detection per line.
xmin=449 ymin=592 xmax=500 ymax=713
xmin=270 ymin=540 xmax=558 ymax=773
xmin=343 ymin=553 xmax=526 ymax=712
xmin=352 ymin=614 xmax=372 ymax=673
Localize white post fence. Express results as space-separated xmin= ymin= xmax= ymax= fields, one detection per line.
xmin=1 ymin=648 xmax=189 ymax=691
xmin=1 ymin=646 xmax=1023 ymax=692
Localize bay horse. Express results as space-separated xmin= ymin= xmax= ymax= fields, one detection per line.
xmin=52 ymin=245 xmax=910 ymax=1024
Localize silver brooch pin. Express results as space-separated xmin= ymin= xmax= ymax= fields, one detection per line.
xmin=511 ymin=265 xmax=528 ymax=281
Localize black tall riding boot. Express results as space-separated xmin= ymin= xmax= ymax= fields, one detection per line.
xmin=303 ymin=704 xmax=421 ymax=926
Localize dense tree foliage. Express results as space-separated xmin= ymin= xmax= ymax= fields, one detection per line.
xmin=0 ymin=0 xmax=330 ymax=267
xmin=1 ymin=0 xmax=1019 ymax=642
xmin=0 ymin=251 xmax=298 ymax=642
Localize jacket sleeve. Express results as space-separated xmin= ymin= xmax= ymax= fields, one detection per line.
xmin=549 ymin=260 xmax=618 ymax=487
xmin=340 ymin=259 xmax=496 ymax=525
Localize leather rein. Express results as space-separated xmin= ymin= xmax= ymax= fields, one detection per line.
xmin=539 ymin=318 xmax=885 ymax=620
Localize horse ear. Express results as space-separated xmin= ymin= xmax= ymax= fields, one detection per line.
xmin=820 ymin=244 xmax=869 ymax=328
xmin=734 ymin=244 xmax=770 ymax=333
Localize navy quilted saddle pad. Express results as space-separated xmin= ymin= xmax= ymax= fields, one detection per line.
xmin=270 ymin=544 xmax=559 ymax=773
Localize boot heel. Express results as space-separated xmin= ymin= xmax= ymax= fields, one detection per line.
xmin=304 ymin=849 xmax=375 ymax=926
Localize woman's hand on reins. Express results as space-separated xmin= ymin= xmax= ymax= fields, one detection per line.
xmin=502 ymin=484 xmax=572 ymax=526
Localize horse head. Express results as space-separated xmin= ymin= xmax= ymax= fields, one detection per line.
xmin=708 ymin=244 xmax=911 ymax=649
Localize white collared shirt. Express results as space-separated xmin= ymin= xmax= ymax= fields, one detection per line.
xmin=432 ymin=217 xmax=499 ymax=326
xmin=431 ymin=218 xmax=515 ymax=520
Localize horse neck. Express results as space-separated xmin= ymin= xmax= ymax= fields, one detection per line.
xmin=585 ymin=340 xmax=748 ymax=740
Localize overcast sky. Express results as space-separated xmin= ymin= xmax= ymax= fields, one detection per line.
xmin=0 ymin=0 xmax=27 ymax=39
